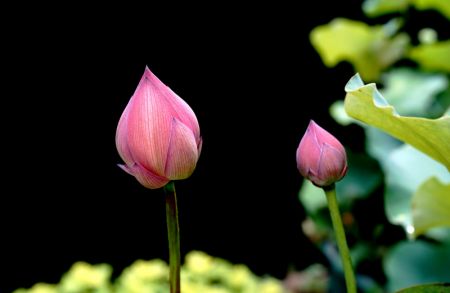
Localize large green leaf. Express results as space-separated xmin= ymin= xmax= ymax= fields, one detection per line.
xmin=396 ymin=283 xmax=450 ymax=293
xmin=412 ymin=177 xmax=450 ymax=237
xmin=383 ymin=145 xmax=450 ymax=231
xmin=384 ymin=241 xmax=450 ymax=292
xmin=409 ymin=41 xmax=450 ymax=73
xmin=310 ymin=19 xmax=409 ymax=81
xmin=344 ymin=73 xmax=450 ymax=170
xmin=331 ymin=68 xmax=447 ymax=166
xmin=331 ymin=68 xmax=448 ymax=121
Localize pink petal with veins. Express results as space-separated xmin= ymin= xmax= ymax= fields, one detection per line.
xmin=296 ymin=121 xmax=322 ymax=177
xmin=126 ymin=74 xmax=173 ymax=175
xmin=311 ymin=120 xmax=345 ymax=155
xmin=115 ymin=101 xmax=135 ymax=166
xmin=165 ymin=119 xmax=200 ymax=180
xmin=142 ymin=67 xmax=201 ymax=144
xmin=316 ymin=144 xmax=347 ymax=186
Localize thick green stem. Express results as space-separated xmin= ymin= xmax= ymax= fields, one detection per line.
xmin=324 ymin=184 xmax=357 ymax=293
xmin=164 ymin=181 xmax=180 ymax=293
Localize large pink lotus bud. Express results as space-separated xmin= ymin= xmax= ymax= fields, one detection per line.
xmin=296 ymin=120 xmax=347 ymax=187
xmin=116 ymin=66 xmax=202 ymax=189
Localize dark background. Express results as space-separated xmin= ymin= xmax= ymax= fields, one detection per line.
xmin=3 ymin=1 xmax=447 ymax=292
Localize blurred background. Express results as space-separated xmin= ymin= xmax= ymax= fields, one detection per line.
xmin=2 ymin=1 xmax=449 ymax=292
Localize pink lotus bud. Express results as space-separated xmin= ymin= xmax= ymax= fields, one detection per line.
xmin=296 ymin=120 xmax=347 ymax=187
xmin=116 ymin=66 xmax=202 ymax=189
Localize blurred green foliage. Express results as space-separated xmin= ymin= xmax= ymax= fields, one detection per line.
xmin=382 ymin=145 xmax=449 ymax=232
xmin=408 ymin=41 xmax=450 ymax=72
xmin=384 ymin=241 xmax=450 ymax=291
xmin=363 ymin=0 xmax=450 ymax=19
xmin=411 ymin=0 xmax=450 ymax=19
xmin=378 ymin=69 xmax=447 ymax=117
xmin=311 ymin=1 xmax=450 ymax=81
xmin=310 ymin=18 xmax=409 ymax=81
xmin=301 ymin=0 xmax=450 ymax=292
xmin=13 ymin=251 xmax=285 ymax=293
xmin=411 ymin=177 xmax=450 ymax=237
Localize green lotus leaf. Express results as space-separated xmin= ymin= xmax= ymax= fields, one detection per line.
xmin=344 ymin=73 xmax=450 ymax=170
xmin=331 ymin=68 xmax=447 ymax=122
xmin=310 ymin=18 xmax=409 ymax=81
xmin=384 ymin=241 xmax=450 ymax=292
xmin=411 ymin=177 xmax=450 ymax=237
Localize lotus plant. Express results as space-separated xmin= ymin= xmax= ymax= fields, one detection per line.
xmin=296 ymin=120 xmax=355 ymax=293
xmin=116 ymin=66 xmax=202 ymax=293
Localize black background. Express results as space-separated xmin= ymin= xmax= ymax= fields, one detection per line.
xmin=2 ymin=2 xmax=447 ymax=292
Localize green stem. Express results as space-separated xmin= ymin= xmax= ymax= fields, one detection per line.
xmin=164 ymin=181 xmax=180 ymax=293
xmin=324 ymin=184 xmax=357 ymax=293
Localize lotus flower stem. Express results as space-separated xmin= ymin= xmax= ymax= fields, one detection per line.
xmin=324 ymin=184 xmax=356 ymax=293
xmin=164 ymin=181 xmax=180 ymax=293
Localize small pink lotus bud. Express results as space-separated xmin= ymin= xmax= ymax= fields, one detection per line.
xmin=116 ymin=66 xmax=202 ymax=189
xmin=296 ymin=120 xmax=347 ymax=187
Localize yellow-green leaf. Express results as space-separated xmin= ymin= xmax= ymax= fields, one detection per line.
xmin=310 ymin=18 xmax=409 ymax=81
xmin=411 ymin=0 xmax=450 ymax=19
xmin=409 ymin=41 xmax=450 ymax=73
xmin=344 ymin=73 xmax=450 ymax=170
xmin=412 ymin=177 xmax=450 ymax=237
xmin=12 ymin=283 xmax=57 ymax=293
